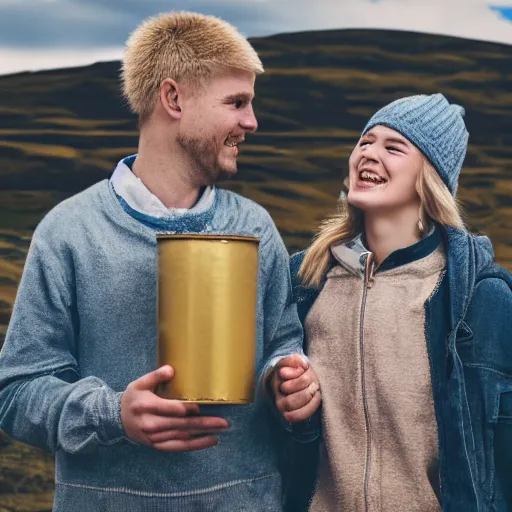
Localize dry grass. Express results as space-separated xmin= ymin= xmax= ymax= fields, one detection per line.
xmin=0 ymin=28 xmax=510 ymax=511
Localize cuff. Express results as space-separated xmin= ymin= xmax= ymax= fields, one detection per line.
xmin=97 ymin=388 xmax=126 ymax=444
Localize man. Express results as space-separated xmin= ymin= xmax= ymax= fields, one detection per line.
xmin=0 ymin=11 xmax=320 ymax=511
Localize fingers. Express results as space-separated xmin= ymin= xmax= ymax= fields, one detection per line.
xmin=278 ymin=355 xmax=309 ymax=372
xmin=279 ymin=368 xmax=314 ymax=394
xmin=270 ymin=368 xmax=285 ymax=397
xmin=122 ymin=369 xmax=230 ymax=452
xmin=140 ymin=415 xmax=230 ymax=434
xmin=148 ymin=427 xmax=228 ymax=444
xmin=152 ymin=436 xmax=220 ymax=452
xmin=283 ymin=390 xmax=322 ymax=423
xmin=277 ymin=381 xmax=320 ymax=413
xmin=132 ymin=365 xmax=174 ymax=391
xmin=279 ymin=366 xmax=305 ymax=380
xmin=148 ymin=430 xmax=191 ymax=443
xmin=142 ymin=397 xmax=201 ymax=417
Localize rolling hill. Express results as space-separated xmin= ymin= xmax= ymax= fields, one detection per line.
xmin=0 ymin=28 xmax=511 ymax=511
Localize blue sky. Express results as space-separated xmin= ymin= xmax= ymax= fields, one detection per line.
xmin=0 ymin=0 xmax=511 ymax=76
xmin=491 ymin=6 xmax=512 ymax=19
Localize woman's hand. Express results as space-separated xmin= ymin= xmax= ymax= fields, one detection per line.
xmin=271 ymin=355 xmax=321 ymax=422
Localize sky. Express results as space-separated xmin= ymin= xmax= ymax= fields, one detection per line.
xmin=0 ymin=0 xmax=511 ymax=76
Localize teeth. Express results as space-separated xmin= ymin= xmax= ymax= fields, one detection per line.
xmin=225 ymin=137 xmax=243 ymax=147
xmin=360 ymin=170 xmax=384 ymax=183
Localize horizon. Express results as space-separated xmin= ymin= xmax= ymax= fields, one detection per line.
xmin=1 ymin=25 xmax=511 ymax=79
xmin=0 ymin=0 xmax=511 ymax=76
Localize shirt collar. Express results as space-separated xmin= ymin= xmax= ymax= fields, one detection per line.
xmin=109 ymin=155 xmax=215 ymax=219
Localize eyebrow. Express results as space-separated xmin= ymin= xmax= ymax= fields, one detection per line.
xmin=364 ymin=132 xmax=409 ymax=147
xmin=386 ymin=137 xmax=409 ymax=146
xmin=222 ymin=92 xmax=254 ymax=103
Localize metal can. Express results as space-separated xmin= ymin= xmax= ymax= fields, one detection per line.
xmin=155 ymin=234 xmax=259 ymax=404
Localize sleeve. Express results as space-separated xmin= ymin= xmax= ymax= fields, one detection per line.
xmin=464 ymin=275 xmax=512 ymax=507
xmin=258 ymin=218 xmax=305 ymax=383
xmin=282 ymin=254 xmax=322 ymax=511
xmin=0 ymin=224 xmax=126 ymax=454
xmin=257 ymin=218 xmax=321 ymax=442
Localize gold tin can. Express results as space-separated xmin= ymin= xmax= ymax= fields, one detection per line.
xmin=155 ymin=234 xmax=259 ymax=404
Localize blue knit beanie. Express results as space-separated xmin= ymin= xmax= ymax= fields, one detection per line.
xmin=361 ymin=94 xmax=469 ymax=195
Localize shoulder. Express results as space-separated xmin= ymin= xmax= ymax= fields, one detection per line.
xmin=473 ymin=267 xmax=512 ymax=303
xmin=32 ymin=181 xmax=108 ymax=247
xmin=465 ymin=262 xmax=512 ymax=335
xmin=215 ymin=188 xmax=279 ymax=247
xmin=465 ymin=267 xmax=512 ymax=367
xmin=476 ymin=263 xmax=512 ymax=287
xmin=443 ymin=226 xmax=501 ymax=293
xmin=217 ymin=188 xmax=273 ymax=223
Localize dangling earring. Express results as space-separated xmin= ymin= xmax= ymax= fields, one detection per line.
xmin=417 ymin=217 xmax=425 ymax=236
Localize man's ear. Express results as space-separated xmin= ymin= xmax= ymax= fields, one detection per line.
xmin=160 ymin=78 xmax=182 ymax=120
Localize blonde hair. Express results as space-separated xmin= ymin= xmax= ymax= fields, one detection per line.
xmin=121 ymin=11 xmax=264 ymax=123
xmin=299 ymin=159 xmax=466 ymax=287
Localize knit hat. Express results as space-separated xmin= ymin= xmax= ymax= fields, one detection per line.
xmin=361 ymin=94 xmax=469 ymax=195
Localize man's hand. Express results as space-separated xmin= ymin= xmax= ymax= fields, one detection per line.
xmin=121 ymin=365 xmax=229 ymax=452
xmin=271 ymin=355 xmax=321 ymax=423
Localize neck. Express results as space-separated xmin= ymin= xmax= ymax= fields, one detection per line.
xmin=133 ymin=125 xmax=203 ymax=209
xmin=363 ymin=206 xmax=422 ymax=265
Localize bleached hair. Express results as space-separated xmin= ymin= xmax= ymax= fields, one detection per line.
xmin=121 ymin=11 xmax=264 ymax=123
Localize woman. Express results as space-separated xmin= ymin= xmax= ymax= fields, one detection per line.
xmin=286 ymin=94 xmax=512 ymax=512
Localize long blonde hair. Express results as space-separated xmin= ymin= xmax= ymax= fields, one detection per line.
xmin=299 ymin=159 xmax=465 ymax=287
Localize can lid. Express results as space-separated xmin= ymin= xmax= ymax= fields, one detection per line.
xmin=156 ymin=233 xmax=260 ymax=243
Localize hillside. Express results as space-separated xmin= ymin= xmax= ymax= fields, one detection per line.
xmin=0 ymin=28 xmax=511 ymax=511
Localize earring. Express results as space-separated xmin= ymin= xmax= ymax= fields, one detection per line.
xmin=417 ymin=218 xmax=424 ymax=235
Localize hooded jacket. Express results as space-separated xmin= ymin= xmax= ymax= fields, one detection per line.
xmin=286 ymin=226 xmax=512 ymax=512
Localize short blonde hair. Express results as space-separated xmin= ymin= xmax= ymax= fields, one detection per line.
xmin=122 ymin=11 xmax=264 ymax=123
xmin=299 ymin=158 xmax=466 ymax=287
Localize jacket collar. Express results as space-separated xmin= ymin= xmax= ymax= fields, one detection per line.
xmin=330 ymin=225 xmax=441 ymax=278
xmin=443 ymin=226 xmax=495 ymax=334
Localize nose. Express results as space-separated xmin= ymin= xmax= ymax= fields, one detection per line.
xmin=240 ymin=104 xmax=258 ymax=133
xmin=361 ymin=142 xmax=379 ymax=163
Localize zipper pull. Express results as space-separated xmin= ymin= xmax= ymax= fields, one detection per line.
xmin=364 ymin=253 xmax=376 ymax=288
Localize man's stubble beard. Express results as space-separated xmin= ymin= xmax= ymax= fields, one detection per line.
xmin=176 ymin=133 xmax=237 ymax=186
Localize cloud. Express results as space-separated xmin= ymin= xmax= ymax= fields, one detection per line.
xmin=0 ymin=1 xmax=134 ymax=48
xmin=0 ymin=47 xmax=124 ymax=75
xmin=0 ymin=0 xmax=510 ymax=75
xmin=269 ymin=0 xmax=512 ymax=46
xmin=0 ymin=0 xmax=276 ymax=48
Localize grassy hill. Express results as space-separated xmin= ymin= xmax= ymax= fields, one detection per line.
xmin=0 ymin=28 xmax=511 ymax=511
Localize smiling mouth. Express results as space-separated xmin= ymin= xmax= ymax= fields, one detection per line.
xmin=224 ymin=136 xmax=244 ymax=157
xmin=224 ymin=136 xmax=244 ymax=147
xmin=358 ymin=169 xmax=387 ymax=184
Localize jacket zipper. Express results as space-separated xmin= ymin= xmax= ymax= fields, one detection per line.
xmin=360 ymin=252 xmax=375 ymax=512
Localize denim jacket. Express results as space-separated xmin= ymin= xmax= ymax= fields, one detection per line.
xmin=286 ymin=226 xmax=512 ymax=512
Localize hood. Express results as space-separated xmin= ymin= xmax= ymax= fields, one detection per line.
xmin=444 ymin=227 xmax=497 ymax=330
